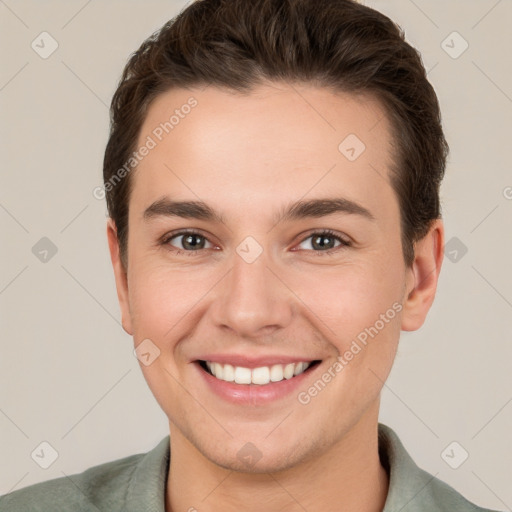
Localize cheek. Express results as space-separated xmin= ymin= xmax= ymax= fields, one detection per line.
xmin=289 ymin=258 xmax=404 ymax=336
xmin=127 ymin=261 xmax=200 ymax=343
xmin=291 ymin=258 xmax=404 ymax=396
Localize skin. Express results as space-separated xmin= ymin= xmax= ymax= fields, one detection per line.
xmin=107 ymin=82 xmax=444 ymax=512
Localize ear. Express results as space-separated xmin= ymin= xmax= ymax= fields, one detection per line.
xmin=106 ymin=218 xmax=133 ymax=335
xmin=401 ymin=219 xmax=444 ymax=331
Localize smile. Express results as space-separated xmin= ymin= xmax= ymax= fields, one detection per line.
xmin=199 ymin=360 xmax=321 ymax=385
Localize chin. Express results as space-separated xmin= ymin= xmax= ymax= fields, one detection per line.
xmin=198 ymin=434 xmax=319 ymax=475
xmin=211 ymin=450 xmax=300 ymax=474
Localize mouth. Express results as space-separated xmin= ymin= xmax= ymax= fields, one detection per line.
xmin=196 ymin=359 xmax=322 ymax=386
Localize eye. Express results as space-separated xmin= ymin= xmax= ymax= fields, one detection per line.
xmin=160 ymin=228 xmax=351 ymax=257
xmin=161 ymin=230 xmax=214 ymax=255
xmin=295 ymin=229 xmax=351 ymax=254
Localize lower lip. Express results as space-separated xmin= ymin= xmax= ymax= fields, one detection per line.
xmin=194 ymin=361 xmax=321 ymax=405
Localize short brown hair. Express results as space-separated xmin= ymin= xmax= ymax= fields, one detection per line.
xmin=103 ymin=0 xmax=448 ymax=268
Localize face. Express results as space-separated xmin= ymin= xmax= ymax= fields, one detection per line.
xmin=108 ymin=82 xmax=442 ymax=473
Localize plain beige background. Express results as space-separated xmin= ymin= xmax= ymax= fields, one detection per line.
xmin=1 ymin=0 xmax=511 ymax=509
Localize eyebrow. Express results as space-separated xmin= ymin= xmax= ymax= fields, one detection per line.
xmin=142 ymin=196 xmax=375 ymax=224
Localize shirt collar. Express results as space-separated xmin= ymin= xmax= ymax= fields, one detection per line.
xmin=125 ymin=435 xmax=170 ymax=512
xmin=379 ymin=423 xmax=441 ymax=511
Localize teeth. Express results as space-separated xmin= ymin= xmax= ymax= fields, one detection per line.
xmin=223 ymin=363 xmax=235 ymax=382
xmin=283 ymin=363 xmax=295 ymax=380
xmin=269 ymin=364 xmax=283 ymax=382
xmin=234 ymin=366 xmax=252 ymax=384
xmin=203 ymin=360 xmax=313 ymax=385
xmin=294 ymin=362 xmax=305 ymax=376
xmin=212 ymin=362 xmax=223 ymax=380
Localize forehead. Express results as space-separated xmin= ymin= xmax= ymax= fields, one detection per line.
xmin=138 ymin=82 xmax=392 ymax=157
xmin=131 ymin=82 xmax=397 ymax=227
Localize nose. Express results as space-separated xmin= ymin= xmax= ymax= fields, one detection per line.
xmin=210 ymin=245 xmax=294 ymax=339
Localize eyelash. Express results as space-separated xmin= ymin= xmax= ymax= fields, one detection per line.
xmin=160 ymin=229 xmax=352 ymax=257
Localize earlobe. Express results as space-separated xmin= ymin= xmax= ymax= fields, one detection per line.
xmin=400 ymin=219 xmax=444 ymax=331
xmin=106 ymin=218 xmax=133 ymax=335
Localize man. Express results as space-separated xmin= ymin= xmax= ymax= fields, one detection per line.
xmin=1 ymin=0 xmax=501 ymax=510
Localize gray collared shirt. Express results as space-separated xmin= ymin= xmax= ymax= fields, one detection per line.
xmin=0 ymin=423 xmax=500 ymax=511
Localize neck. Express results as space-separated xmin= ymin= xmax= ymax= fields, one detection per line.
xmin=166 ymin=404 xmax=389 ymax=512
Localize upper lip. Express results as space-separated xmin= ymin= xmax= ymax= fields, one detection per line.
xmin=195 ymin=354 xmax=321 ymax=368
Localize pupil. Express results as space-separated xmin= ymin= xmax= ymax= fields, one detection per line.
xmin=184 ymin=234 xmax=203 ymax=250
xmin=314 ymin=235 xmax=333 ymax=250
